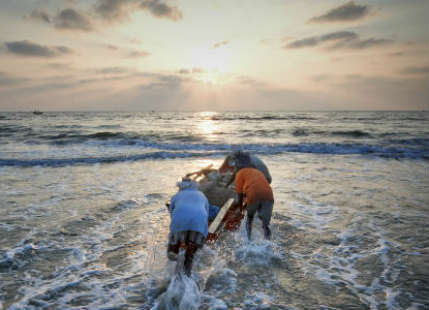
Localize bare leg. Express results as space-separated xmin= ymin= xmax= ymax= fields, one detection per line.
xmin=246 ymin=214 xmax=254 ymax=240
xmin=263 ymin=222 xmax=271 ymax=240
xmin=167 ymin=243 xmax=180 ymax=261
xmin=184 ymin=242 xmax=198 ymax=277
xmin=259 ymin=200 xmax=273 ymax=240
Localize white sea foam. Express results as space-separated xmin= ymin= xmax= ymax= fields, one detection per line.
xmin=294 ymin=217 xmax=413 ymax=310
xmin=243 ymin=292 xmax=273 ymax=309
xmin=152 ymin=275 xmax=201 ymax=310
xmin=201 ymin=294 xmax=228 ymax=310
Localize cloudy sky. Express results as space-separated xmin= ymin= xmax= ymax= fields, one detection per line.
xmin=0 ymin=0 xmax=428 ymax=111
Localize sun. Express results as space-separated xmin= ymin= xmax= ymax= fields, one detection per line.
xmin=189 ymin=46 xmax=229 ymax=84
xmin=190 ymin=47 xmax=228 ymax=71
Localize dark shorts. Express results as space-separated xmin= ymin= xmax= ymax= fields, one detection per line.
xmin=246 ymin=200 xmax=274 ymax=226
xmin=168 ymin=230 xmax=205 ymax=247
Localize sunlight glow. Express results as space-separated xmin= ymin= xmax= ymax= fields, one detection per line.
xmin=195 ymin=111 xmax=220 ymax=137
xmin=189 ymin=46 xmax=230 ymax=84
xmin=190 ymin=47 xmax=228 ymax=71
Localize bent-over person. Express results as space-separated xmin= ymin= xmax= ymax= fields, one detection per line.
xmin=234 ymin=167 xmax=274 ymax=240
xmin=167 ymin=179 xmax=209 ymax=276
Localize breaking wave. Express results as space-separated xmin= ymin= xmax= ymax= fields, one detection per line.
xmin=1 ymin=141 xmax=427 ymax=167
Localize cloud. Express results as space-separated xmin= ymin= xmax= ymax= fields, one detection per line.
xmin=286 ymin=37 xmax=319 ymax=48
xmin=309 ymin=1 xmax=371 ymax=23
xmin=235 ymin=76 xmax=264 ymax=87
xmin=127 ymin=50 xmax=151 ymax=58
xmin=286 ymin=31 xmax=357 ymax=48
xmin=178 ymin=68 xmax=205 ymax=74
xmin=54 ymin=8 xmax=94 ymax=31
xmin=26 ymin=9 xmax=52 ymax=23
xmin=139 ymin=0 xmax=183 ymax=21
xmin=320 ymin=31 xmax=358 ymax=41
xmin=95 ymin=67 xmax=130 ymax=74
xmin=0 ymin=72 xmax=30 ymax=86
xmin=94 ymin=0 xmax=134 ymax=22
xmin=285 ymin=31 xmax=392 ymax=50
xmin=213 ymin=40 xmax=229 ymax=49
xmin=2 ymin=68 xmax=427 ymax=111
xmin=191 ymin=68 xmax=205 ymax=73
xmin=94 ymin=0 xmax=183 ymax=23
xmin=105 ymin=44 xmax=119 ymax=50
xmin=389 ymin=51 xmax=405 ymax=57
xmin=335 ymin=75 xmax=429 ymax=110
xmin=311 ymin=74 xmax=330 ymax=82
xmin=119 ymin=73 xmax=189 ymax=111
xmin=46 ymin=63 xmax=73 ymax=70
xmin=26 ymin=8 xmax=93 ymax=31
xmin=339 ymin=38 xmax=392 ymax=49
xmin=4 ymin=40 xmax=73 ymax=57
xmin=399 ymin=66 xmax=429 ymax=75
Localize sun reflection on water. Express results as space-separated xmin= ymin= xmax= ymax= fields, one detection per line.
xmin=194 ymin=111 xmax=220 ymax=138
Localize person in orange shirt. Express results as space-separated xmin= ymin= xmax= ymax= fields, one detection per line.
xmin=234 ymin=166 xmax=274 ymax=240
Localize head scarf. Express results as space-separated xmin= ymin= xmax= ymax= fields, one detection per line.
xmin=176 ymin=178 xmax=199 ymax=191
xmin=234 ymin=151 xmax=251 ymax=170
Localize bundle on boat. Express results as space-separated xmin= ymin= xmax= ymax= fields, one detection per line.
xmin=184 ymin=164 xmax=245 ymax=242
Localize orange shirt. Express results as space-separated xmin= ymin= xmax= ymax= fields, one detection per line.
xmin=235 ymin=168 xmax=274 ymax=205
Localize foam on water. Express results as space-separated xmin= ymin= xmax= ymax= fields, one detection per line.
xmin=152 ymin=275 xmax=201 ymax=310
xmin=291 ymin=216 xmax=422 ymax=310
xmin=232 ymin=216 xmax=284 ymax=267
xmin=243 ymin=292 xmax=273 ymax=309
xmin=201 ymin=294 xmax=228 ymax=310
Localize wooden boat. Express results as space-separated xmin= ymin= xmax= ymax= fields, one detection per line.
xmin=181 ymin=164 xmax=246 ymax=242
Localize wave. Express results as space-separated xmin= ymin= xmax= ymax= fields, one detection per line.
xmin=292 ymin=128 xmax=313 ymax=136
xmin=290 ymin=128 xmax=372 ymax=138
xmin=37 ymin=131 xmax=206 ymax=145
xmin=95 ymin=125 xmax=122 ymax=129
xmin=1 ymin=142 xmax=427 ymax=167
xmin=340 ymin=117 xmax=383 ymax=121
xmin=331 ymin=130 xmax=372 ymax=138
xmin=241 ymin=129 xmax=285 ymax=137
xmin=18 ymin=128 xmax=207 ymax=146
xmin=0 ymin=125 xmax=33 ymax=136
xmin=210 ymin=115 xmax=317 ymax=121
xmin=0 ymin=151 xmax=215 ymax=167
xmin=52 ymin=125 xmax=84 ymax=129
xmin=401 ymin=117 xmax=428 ymax=121
xmin=387 ymin=138 xmax=429 ymax=146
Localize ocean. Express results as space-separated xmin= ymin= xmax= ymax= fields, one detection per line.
xmin=0 ymin=111 xmax=428 ymax=310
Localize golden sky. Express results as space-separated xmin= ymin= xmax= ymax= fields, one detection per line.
xmin=0 ymin=0 xmax=428 ymax=111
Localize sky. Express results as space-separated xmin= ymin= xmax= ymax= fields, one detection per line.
xmin=0 ymin=0 xmax=428 ymax=111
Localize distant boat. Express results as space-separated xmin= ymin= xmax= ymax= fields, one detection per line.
xmin=33 ymin=110 xmax=43 ymax=115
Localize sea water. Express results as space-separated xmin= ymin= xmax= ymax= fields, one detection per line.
xmin=0 ymin=111 xmax=428 ymax=309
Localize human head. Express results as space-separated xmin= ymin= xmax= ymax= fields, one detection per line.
xmin=176 ymin=178 xmax=199 ymax=191
xmin=234 ymin=151 xmax=251 ymax=170
xmin=219 ymin=154 xmax=236 ymax=173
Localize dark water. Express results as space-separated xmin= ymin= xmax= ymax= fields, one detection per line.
xmin=0 ymin=111 xmax=428 ymax=309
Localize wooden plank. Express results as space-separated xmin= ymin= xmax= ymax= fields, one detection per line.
xmin=208 ymin=198 xmax=235 ymax=234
